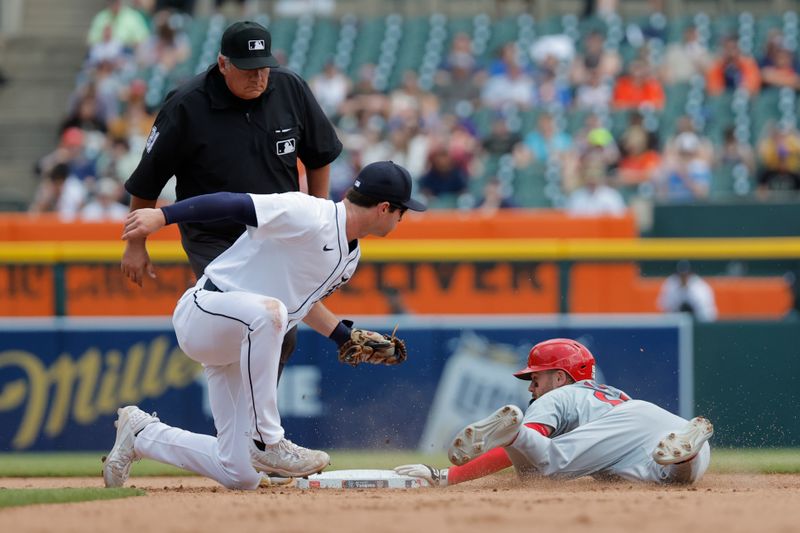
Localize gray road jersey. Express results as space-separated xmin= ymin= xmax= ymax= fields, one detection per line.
xmin=522 ymin=380 xmax=632 ymax=437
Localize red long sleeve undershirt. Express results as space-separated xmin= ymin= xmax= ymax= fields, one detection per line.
xmin=447 ymin=423 xmax=552 ymax=485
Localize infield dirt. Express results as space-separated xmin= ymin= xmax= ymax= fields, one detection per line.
xmin=1 ymin=473 xmax=798 ymax=533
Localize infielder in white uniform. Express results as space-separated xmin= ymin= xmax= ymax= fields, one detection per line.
xmin=396 ymin=338 xmax=713 ymax=486
xmin=102 ymin=161 xmax=425 ymax=490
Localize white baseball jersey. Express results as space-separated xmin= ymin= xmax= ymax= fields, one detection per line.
xmin=508 ymin=380 xmax=711 ymax=483
xmin=204 ymin=192 xmax=360 ymax=328
xmin=139 ymin=192 xmax=362 ymax=489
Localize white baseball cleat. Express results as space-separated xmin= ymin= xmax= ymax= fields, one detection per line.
xmin=249 ymin=439 xmax=330 ymax=478
xmin=448 ymin=405 xmax=523 ymax=466
xmin=102 ymin=406 xmax=160 ymax=488
xmin=652 ymin=417 xmax=714 ymax=466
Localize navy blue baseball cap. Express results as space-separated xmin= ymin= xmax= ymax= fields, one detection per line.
xmin=353 ymin=161 xmax=427 ymax=212
xmin=220 ymin=21 xmax=279 ymax=69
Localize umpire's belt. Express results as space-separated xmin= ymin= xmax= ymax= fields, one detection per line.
xmin=203 ymin=278 xmax=222 ymax=292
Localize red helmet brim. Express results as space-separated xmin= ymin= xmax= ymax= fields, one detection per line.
xmin=513 ymin=365 xmax=552 ymax=380
xmin=513 ymin=368 xmax=533 ymax=380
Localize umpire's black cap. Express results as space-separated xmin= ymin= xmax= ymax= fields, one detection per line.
xmin=220 ymin=21 xmax=279 ymax=70
xmin=353 ymin=161 xmax=427 ymax=212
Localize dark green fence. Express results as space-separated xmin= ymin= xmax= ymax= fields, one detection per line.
xmin=694 ymin=318 xmax=800 ymax=447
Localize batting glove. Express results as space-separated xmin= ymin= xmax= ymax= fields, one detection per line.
xmin=394 ymin=464 xmax=448 ymax=487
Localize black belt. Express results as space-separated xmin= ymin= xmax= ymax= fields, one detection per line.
xmin=203 ymin=278 xmax=222 ymax=292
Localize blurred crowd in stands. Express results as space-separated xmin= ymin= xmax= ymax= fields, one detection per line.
xmin=28 ymin=0 xmax=800 ymax=220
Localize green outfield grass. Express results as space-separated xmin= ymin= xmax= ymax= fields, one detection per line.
xmin=0 ymin=449 xmax=797 ymax=478
xmin=709 ymin=448 xmax=800 ymax=474
xmin=0 ymin=487 xmax=144 ymax=508
xmin=0 ymin=450 xmax=449 ymax=478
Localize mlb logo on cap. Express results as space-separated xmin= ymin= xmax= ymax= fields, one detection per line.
xmin=220 ymin=21 xmax=280 ymax=69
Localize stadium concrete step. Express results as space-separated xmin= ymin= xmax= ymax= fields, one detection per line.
xmin=0 ymin=121 xmax=56 ymax=161
xmin=0 ymin=120 xmax=56 ymax=205
xmin=22 ymin=0 xmax=107 ymax=37
xmin=0 ymin=0 xmax=104 ymax=205
xmin=2 ymin=36 xmax=86 ymax=82
xmin=0 ymin=84 xmax=77 ymax=122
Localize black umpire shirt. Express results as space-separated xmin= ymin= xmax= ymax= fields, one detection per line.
xmin=125 ymin=64 xmax=342 ymax=277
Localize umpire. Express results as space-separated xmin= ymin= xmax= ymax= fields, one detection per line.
xmin=122 ymin=20 xmax=342 ymax=376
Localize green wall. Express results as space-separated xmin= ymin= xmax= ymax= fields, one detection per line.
xmin=649 ymin=201 xmax=800 ymax=238
xmin=694 ymin=319 xmax=800 ymax=447
xmin=645 ymin=200 xmax=800 ymax=281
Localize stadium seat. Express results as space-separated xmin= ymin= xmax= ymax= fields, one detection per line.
xmin=666 ymin=14 xmax=693 ymax=44
xmin=479 ymin=153 xmax=502 ymax=179
xmin=754 ymin=13 xmax=783 ymax=57
xmin=617 ymin=38 xmax=642 ymax=64
xmin=519 ymin=109 xmax=542 ymax=135
xmin=566 ymin=109 xmax=591 ymax=136
xmin=303 ymin=18 xmax=340 ymax=79
xmin=468 ymin=172 xmax=493 ymax=199
xmin=389 ymin=16 xmax=428 ymax=89
xmin=609 ymin=110 xmax=633 ymax=140
xmin=711 ymin=162 xmax=737 ymax=199
xmin=705 ymin=92 xmax=736 ymax=143
xmin=512 ymin=163 xmax=550 ymax=208
xmin=488 ymin=16 xmax=519 ymax=62
xmin=751 ymin=88 xmax=782 ymax=139
xmin=579 ymin=15 xmax=608 ymax=36
xmin=447 ymin=15 xmax=473 ymax=48
xmin=426 ymin=193 xmax=460 ymax=209
xmin=187 ymin=16 xmax=210 ymax=67
xmin=537 ymin=15 xmax=564 ymax=37
xmin=192 ymin=13 xmax=226 ymax=74
xmin=711 ymin=13 xmax=739 ymax=44
xmin=348 ymin=16 xmax=386 ymax=78
xmin=664 ymin=82 xmax=691 ymax=115
xmin=269 ymin=17 xmax=298 ymax=58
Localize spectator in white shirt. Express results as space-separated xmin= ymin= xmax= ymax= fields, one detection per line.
xmin=660 ymin=26 xmax=712 ymax=85
xmin=566 ymin=158 xmax=626 ymax=216
xmin=574 ymin=67 xmax=612 ymax=113
xmin=481 ymin=53 xmax=536 ymax=110
xmin=657 ymin=260 xmax=718 ymax=322
xmin=80 ymin=177 xmax=129 ymax=221
xmin=310 ymin=62 xmax=351 ymax=118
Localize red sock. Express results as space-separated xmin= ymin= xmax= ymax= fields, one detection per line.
xmin=447 ymin=423 xmax=552 ymax=485
xmin=447 ymin=447 xmax=512 ymax=485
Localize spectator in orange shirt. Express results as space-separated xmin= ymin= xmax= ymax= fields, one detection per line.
xmin=616 ymin=121 xmax=662 ymax=185
xmin=612 ymin=60 xmax=665 ymax=110
xmin=706 ymin=35 xmax=761 ymax=96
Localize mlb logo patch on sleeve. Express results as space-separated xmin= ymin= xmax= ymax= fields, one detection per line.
xmin=276 ymin=139 xmax=296 ymax=155
xmin=145 ymin=126 xmax=160 ymax=153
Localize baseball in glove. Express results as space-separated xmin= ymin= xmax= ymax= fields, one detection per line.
xmin=331 ymin=321 xmax=407 ymax=367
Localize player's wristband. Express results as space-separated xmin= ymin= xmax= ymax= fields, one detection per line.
xmin=438 ymin=467 xmax=449 ymax=487
xmin=329 ymin=320 xmax=353 ymax=347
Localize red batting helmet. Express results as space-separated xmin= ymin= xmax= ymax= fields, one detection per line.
xmin=514 ymin=338 xmax=596 ymax=382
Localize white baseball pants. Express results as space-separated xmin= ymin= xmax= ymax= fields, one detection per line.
xmin=506 ymin=400 xmax=711 ymax=484
xmin=134 ymin=281 xmax=288 ymax=489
